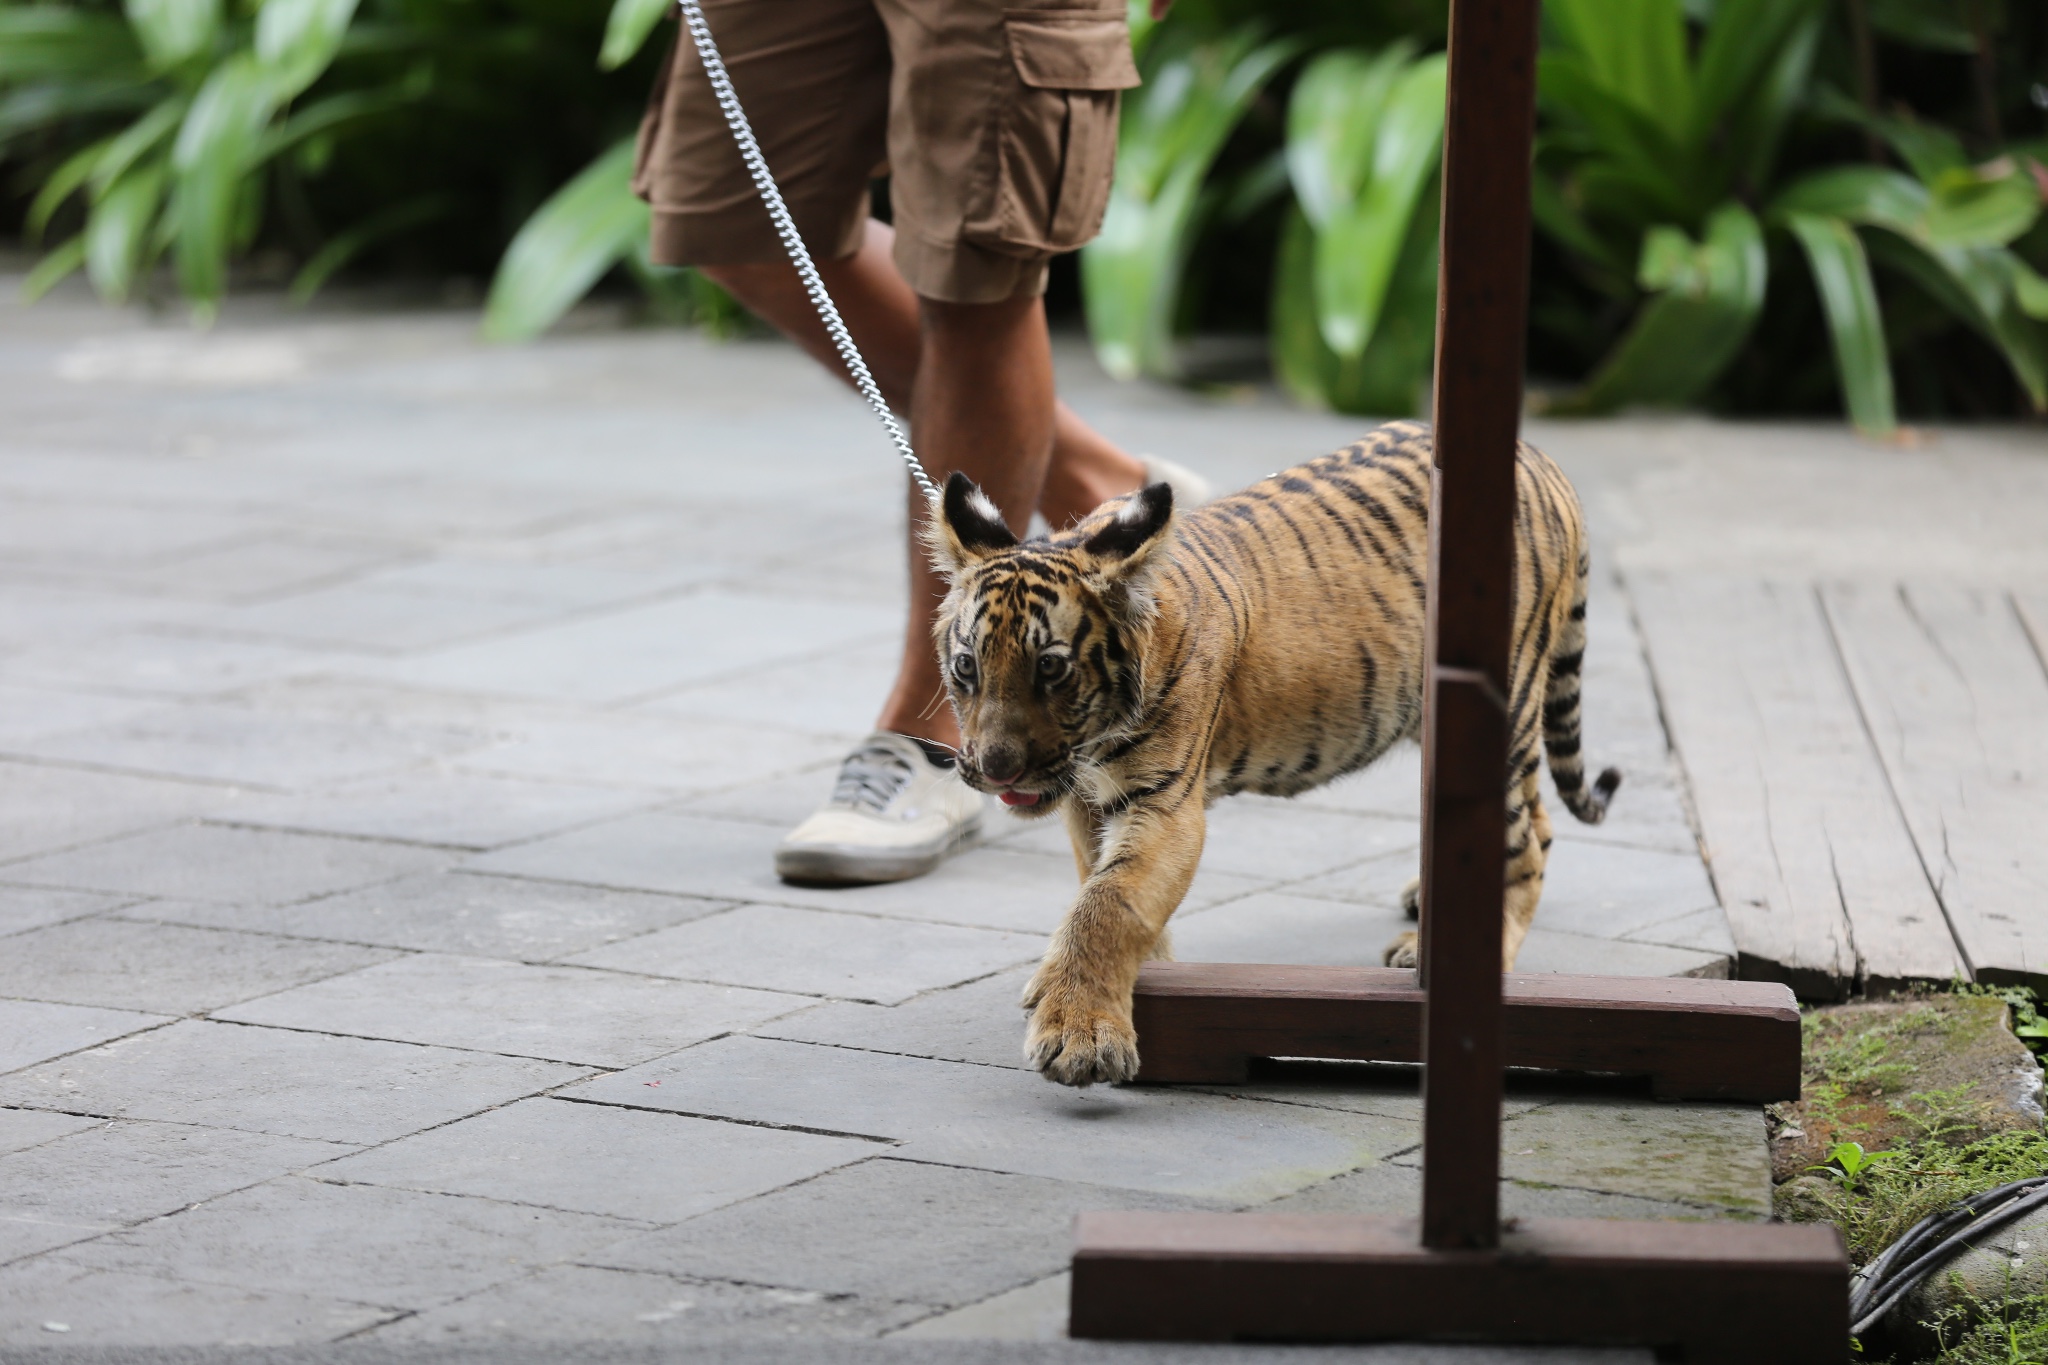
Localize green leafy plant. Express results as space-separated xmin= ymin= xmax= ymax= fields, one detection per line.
xmin=10 ymin=0 xmax=425 ymax=314
xmin=1817 ymin=1140 xmax=1902 ymax=1189
xmin=1535 ymin=0 xmax=1818 ymax=414
xmin=477 ymin=0 xmax=749 ymax=342
xmin=1771 ymin=130 xmax=2048 ymax=428
xmin=1271 ymin=41 xmax=1444 ymax=414
xmin=1534 ymin=0 xmax=2047 ymax=434
xmin=1080 ymin=19 xmax=1296 ymax=381
xmin=1787 ymin=1129 xmax=2048 ymax=1267
xmin=7 ymin=0 xmax=669 ymax=314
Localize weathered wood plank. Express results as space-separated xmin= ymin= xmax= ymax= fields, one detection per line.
xmin=1824 ymin=584 xmax=2048 ymax=990
xmin=1629 ymin=573 xmax=1960 ymax=997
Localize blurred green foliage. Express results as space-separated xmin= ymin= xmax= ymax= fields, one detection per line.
xmin=3 ymin=0 xmax=666 ymax=314
xmin=1081 ymin=21 xmax=1297 ymax=382
xmin=1267 ymin=42 xmax=1444 ymax=414
xmin=3 ymin=0 xmax=2045 ymax=428
xmin=1100 ymin=0 xmax=2047 ymax=428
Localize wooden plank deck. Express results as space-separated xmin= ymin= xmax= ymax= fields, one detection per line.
xmin=1823 ymin=584 xmax=2048 ymax=991
xmin=1628 ymin=574 xmax=1964 ymax=998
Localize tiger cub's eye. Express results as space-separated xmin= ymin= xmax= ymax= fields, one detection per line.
xmin=951 ymin=653 xmax=978 ymax=688
xmin=1037 ymin=652 xmax=1070 ymax=683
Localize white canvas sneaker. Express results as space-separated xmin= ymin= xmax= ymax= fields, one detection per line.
xmin=775 ymin=732 xmax=986 ymax=885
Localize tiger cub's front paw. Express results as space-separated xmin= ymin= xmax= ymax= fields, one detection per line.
xmin=1024 ymin=989 xmax=1139 ymax=1088
xmin=1382 ymin=930 xmax=1419 ymax=969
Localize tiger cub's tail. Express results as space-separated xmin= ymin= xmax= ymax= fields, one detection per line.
xmin=1543 ymin=550 xmax=1622 ymax=825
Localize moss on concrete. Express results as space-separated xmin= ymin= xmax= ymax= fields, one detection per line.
xmin=1769 ymin=993 xmax=2044 ymax=1189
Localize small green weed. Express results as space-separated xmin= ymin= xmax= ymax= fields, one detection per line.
xmin=1818 ymin=1141 xmax=1902 ymax=1191
xmin=1924 ymin=1289 xmax=2048 ymax=1364
xmin=1806 ymin=1130 xmax=2048 ymax=1268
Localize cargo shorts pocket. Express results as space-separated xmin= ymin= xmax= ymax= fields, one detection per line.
xmin=963 ymin=11 xmax=1141 ymax=257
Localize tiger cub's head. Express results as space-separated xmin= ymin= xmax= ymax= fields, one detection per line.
xmin=927 ymin=472 xmax=1176 ymax=816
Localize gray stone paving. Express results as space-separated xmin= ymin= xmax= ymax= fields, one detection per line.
xmin=0 ymin=276 xmax=1827 ymax=1357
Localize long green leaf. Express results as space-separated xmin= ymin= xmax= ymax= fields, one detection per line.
xmin=1560 ymin=201 xmax=1766 ymax=411
xmin=1690 ymin=0 xmax=1819 ymax=145
xmin=1312 ymin=53 xmax=1445 ymax=358
xmin=1545 ymin=0 xmax=1691 ymax=139
xmin=26 ymin=136 xmax=113 ymax=242
xmin=1785 ymin=164 xmax=2048 ymax=411
xmin=1285 ymin=44 xmax=1412 ymax=229
xmin=1538 ymin=53 xmax=1693 ymax=224
xmin=2013 ymin=261 xmax=2048 ymax=322
xmin=1082 ymin=183 xmax=1183 ymax=381
xmin=0 ymin=80 xmax=158 ymax=145
xmin=170 ymin=54 xmax=279 ymax=309
xmin=253 ymin=79 xmax=417 ymax=161
xmin=91 ymin=95 xmax=186 ymax=198
xmin=1082 ymin=26 xmax=1296 ymax=380
xmin=87 ymin=161 xmax=168 ymax=302
xmin=483 ymin=138 xmax=648 ymax=342
xmin=1719 ymin=8 xmax=1819 ymax=195
xmin=1273 ymin=196 xmax=1439 ymax=416
xmin=1809 ymin=89 xmax=1966 ymax=184
xmin=1117 ymin=27 xmax=1296 ymax=201
xmin=600 ymin=0 xmax=669 ymax=70
xmin=255 ymin=0 xmax=359 ymax=97
xmin=125 ymin=0 xmax=221 ymax=68
xmin=23 ymin=234 xmax=87 ymax=302
xmin=1775 ymin=164 xmax=1927 ymax=229
xmin=1782 ymin=211 xmax=1894 ymax=435
xmin=1923 ymin=166 xmax=2041 ymax=249
xmin=1862 ymin=231 xmax=2048 ymax=410
xmin=0 ymin=8 xmax=144 ymax=81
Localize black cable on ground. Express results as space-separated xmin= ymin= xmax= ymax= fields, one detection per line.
xmin=1849 ymin=1176 xmax=2048 ymax=1337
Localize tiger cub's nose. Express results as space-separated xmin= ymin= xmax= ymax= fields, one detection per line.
xmin=980 ymin=743 xmax=1026 ymax=786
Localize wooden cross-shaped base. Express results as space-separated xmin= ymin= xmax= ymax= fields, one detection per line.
xmin=1072 ymin=1213 xmax=1846 ymax=1362
xmin=1066 ymin=0 xmax=1847 ymax=1353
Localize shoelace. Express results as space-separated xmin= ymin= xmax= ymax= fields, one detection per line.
xmin=831 ymin=741 xmax=915 ymax=813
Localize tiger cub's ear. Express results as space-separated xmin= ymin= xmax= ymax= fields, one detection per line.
xmin=1079 ymin=482 xmax=1175 ymax=610
xmin=927 ymin=471 xmax=1018 ymax=580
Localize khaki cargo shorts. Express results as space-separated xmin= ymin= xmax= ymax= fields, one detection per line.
xmin=631 ymin=0 xmax=1141 ymax=303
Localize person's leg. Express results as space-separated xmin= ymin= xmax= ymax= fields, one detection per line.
xmin=701 ymin=220 xmax=1145 ymax=529
xmin=870 ymin=290 xmax=1053 ymax=746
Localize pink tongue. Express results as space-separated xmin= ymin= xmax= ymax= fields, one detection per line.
xmin=999 ymin=791 xmax=1041 ymax=807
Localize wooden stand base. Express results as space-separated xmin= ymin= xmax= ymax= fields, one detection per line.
xmin=1072 ymin=1211 xmax=1847 ymax=1361
xmin=1133 ymin=963 xmax=1801 ymax=1101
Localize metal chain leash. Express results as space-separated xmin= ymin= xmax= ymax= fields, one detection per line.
xmin=675 ymin=0 xmax=938 ymax=501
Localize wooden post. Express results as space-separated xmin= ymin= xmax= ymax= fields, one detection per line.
xmin=1416 ymin=0 xmax=1541 ymax=1252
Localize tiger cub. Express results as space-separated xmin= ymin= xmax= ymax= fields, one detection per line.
xmin=927 ymin=420 xmax=1620 ymax=1087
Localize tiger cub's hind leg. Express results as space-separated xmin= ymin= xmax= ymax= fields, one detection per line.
xmin=1501 ymin=769 xmax=1552 ymax=969
xmin=1379 ymin=770 xmax=1554 ymax=971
